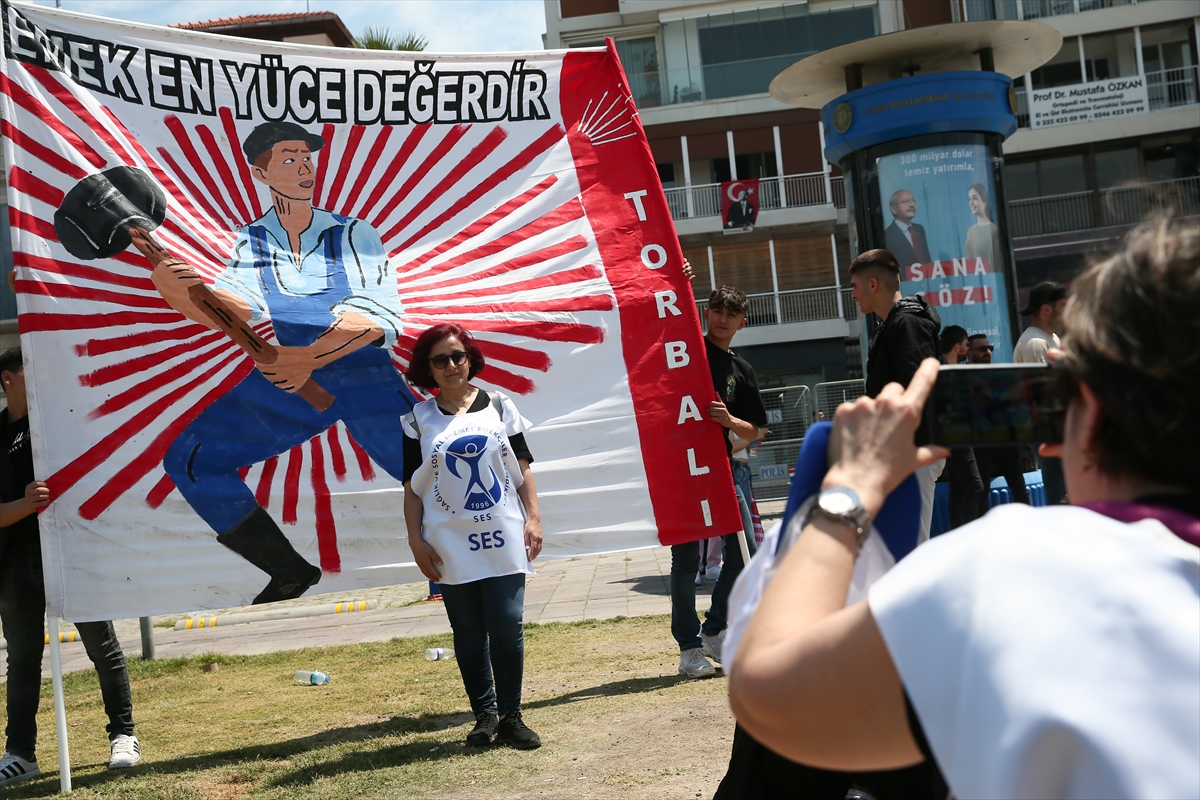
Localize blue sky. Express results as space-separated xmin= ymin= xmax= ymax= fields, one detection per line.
xmin=25 ymin=0 xmax=550 ymax=53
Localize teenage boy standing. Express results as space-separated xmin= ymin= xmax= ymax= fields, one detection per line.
xmin=0 ymin=347 xmax=140 ymax=788
xmin=672 ymin=286 xmax=767 ymax=678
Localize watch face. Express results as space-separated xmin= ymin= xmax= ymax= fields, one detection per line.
xmin=821 ymin=490 xmax=857 ymax=516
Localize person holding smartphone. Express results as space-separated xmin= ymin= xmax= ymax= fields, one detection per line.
xmin=402 ymin=324 xmax=542 ymax=751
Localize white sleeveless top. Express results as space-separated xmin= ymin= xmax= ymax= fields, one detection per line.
xmin=403 ymin=390 xmax=534 ymax=585
xmin=869 ymin=503 xmax=1200 ymax=800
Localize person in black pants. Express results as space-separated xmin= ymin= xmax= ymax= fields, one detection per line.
xmin=0 ymin=346 xmax=140 ymax=789
xmin=966 ymin=334 xmax=1030 ymax=511
xmin=938 ymin=326 xmax=984 ymax=531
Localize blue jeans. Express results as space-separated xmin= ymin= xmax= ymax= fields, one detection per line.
xmin=439 ymin=572 xmax=526 ymax=716
xmin=670 ymin=481 xmax=757 ymax=651
xmin=0 ymin=535 xmax=134 ymax=759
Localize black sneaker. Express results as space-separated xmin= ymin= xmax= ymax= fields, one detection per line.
xmin=465 ymin=711 xmax=498 ymax=746
xmin=496 ymin=711 xmax=541 ymax=750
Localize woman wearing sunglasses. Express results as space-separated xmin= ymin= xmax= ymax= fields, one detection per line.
xmin=402 ymin=323 xmax=542 ymax=750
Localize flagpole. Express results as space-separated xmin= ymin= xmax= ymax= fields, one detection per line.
xmin=46 ymin=616 xmax=72 ymax=792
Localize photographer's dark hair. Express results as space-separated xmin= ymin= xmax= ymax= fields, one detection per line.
xmin=1060 ymin=215 xmax=1199 ymax=489
xmin=708 ymin=285 xmax=749 ymax=316
xmin=405 ymin=324 xmax=486 ymax=391
xmin=0 ymin=346 xmax=22 ymax=379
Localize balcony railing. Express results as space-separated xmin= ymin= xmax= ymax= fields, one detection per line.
xmin=1013 ymin=65 xmax=1197 ymax=130
xmin=964 ymin=0 xmax=1139 ymax=21
xmin=663 ymin=172 xmax=831 ymax=221
xmin=1008 ymin=175 xmax=1200 ymax=237
xmin=696 ymin=285 xmax=847 ymax=329
xmin=831 ymin=176 xmax=846 ymax=209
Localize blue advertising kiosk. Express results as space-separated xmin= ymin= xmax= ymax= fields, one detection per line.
xmin=771 ymin=21 xmax=1060 ymax=362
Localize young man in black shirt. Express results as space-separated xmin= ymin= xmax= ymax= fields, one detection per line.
xmin=672 ymin=286 xmax=767 ymax=678
xmin=848 ymin=249 xmax=944 ymax=542
xmin=0 ymin=347 xmax=141 ymax=788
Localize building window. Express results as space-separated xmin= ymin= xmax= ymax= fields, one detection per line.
xmin=1094 ymin=148 xmax=1141 ymax=188
xmin=614 ymin=36 xmax=662 ymax=108
xmin=660 ymin=3 xmax=878 ymax=105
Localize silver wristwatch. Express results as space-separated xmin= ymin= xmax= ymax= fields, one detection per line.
xmin=808 ymin=486 xmax=872 ymax=551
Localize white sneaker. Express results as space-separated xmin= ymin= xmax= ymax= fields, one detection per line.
xmin=0 ymin=751 xmax=40 ymax=787
xmin=109 ymin=734 xmax=141 ymax=769
xmin=678 ymin=648 xmax=716 ymax=678
xmin=707 ymin=566 xmax=722 ymax=583
xmin=694 ymin=571 xmax=702 ymax=586
xmin=701 ymin=630 xmax=725 ymax=663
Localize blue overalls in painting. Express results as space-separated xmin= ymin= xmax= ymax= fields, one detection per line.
xmin=163 ymin=214 xmax=416 ymax=603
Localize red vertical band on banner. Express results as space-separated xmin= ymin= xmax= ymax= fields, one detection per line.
xmin=559 ymin=45 xmax=740 ymax=545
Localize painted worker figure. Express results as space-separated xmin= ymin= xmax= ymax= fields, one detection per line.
xmin=142 ymin=121 xmax=415 ymax=604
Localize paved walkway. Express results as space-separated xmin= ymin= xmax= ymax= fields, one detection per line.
xmin=7 ymin=499 xmax=786 ymax=679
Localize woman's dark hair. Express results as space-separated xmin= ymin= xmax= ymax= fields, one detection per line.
xmin=405 ymin=324 xmax=486 ymax=390
xmin=969 ymin=183 xmax=993 ymax=222
xmin=1059 ymin=215 xmax=1199 ymax=488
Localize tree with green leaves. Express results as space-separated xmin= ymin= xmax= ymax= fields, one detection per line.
xmin=358 ymin=26 xmax=428 ymax=52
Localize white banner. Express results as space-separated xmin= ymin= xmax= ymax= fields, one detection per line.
xmin=1028 ymin=76 xmax=1149 ymax=129
xmin=1 ymin=2 xmax=742 ymax=620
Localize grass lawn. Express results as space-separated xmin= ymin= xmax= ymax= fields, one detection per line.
xmin=10 ymin=615 xmax=735 ymax=799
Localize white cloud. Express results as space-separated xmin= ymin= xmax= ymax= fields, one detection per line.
xmin=47 ymin=0 xmax=549 ymax=52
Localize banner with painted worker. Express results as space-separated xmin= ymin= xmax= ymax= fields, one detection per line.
xmin=875 ymin=141 xmax=1016 ymax=362
xmin=0 ymin=1 xmax=741 ymax=621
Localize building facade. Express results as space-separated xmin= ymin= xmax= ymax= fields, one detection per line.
xmin=544 ymin=0 xmax=1199 ymax=391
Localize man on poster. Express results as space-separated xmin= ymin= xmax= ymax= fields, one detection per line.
xmin=723 ymin=185 xmax=758 ymax=231
xmin=136 ymin=121 xmax=416 ymax=605
xmin=884 ymin=189 xmax=930 ymax=266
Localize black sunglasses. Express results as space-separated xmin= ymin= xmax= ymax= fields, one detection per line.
xmin=430 ymin=350 xmax=469 ymax=369
xmin=970 ymin=344 xmax=995 ymax=352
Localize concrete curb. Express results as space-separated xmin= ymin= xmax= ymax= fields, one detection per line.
xmin=174 ymin=600 xmax=378 ymax=630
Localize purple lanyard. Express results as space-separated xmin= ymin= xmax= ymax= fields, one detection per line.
xmin=1079 ymin=502 xmax=1200 ymax=548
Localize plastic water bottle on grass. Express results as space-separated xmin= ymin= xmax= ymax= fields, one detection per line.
xmin=294 ymin=669 xmax=331 ymax=685
xmin=426 ymin=648 xmax=454 ymax=661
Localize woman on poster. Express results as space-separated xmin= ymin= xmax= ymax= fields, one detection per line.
xmin=402 ymin=324 xmax=543 ymax=751
xmin=963 ymin=183 xmax=1003 ymax=268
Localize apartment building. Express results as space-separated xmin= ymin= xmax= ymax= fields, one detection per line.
xmin=544 ymin=0 xmax=1199 ymax=391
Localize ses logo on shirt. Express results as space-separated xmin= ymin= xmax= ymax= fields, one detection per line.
xmin=444 ymin=434 xmax=504 ymax=511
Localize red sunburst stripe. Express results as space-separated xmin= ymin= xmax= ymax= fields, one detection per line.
xmin=344 ymin=429 xmax=376 ymax=481
xmin=394 ymin=175 xmax=558 ymax=275
xmin=255 ymin=455 xmax=279 ymax=509
xmin=45 ymin=351 xmax=242 ymax=513
xmin=0 ymin=73 xmax=106 ymax=168
xmin=238 ymin=466 xmax=251 ymax=480
xmin=100 ymin=108 xmax=233 ymax=248
xmin=475 ymin=337 xmax=553 ymax=372
xmin=20 ymin=310 xmax=182 ymax=332
xmin=23 ymin=64 xmax=135 ymax=165
xmin=76 ymin=357 xmax=253 ymax=520
xmin=81 ymin=329 xmax=224 ymax=388
xmin=156 ymin=220 xmax=228 ymax=277
xmin=18 ymin=277 xmax=169 ymax=309
xmin=162 ymin=116 xmax=240 ymax=227
xmin=87 ymin=339 xmax=232 ymax=419
xmin=404 ymin=315 xmax=605 ymax=344
xmin=390 ymin=125 xmax=567 ymax=254
xmin=146 ymin=474 xmax=175 ymax=508
xmin=9 ymin=207 xmax=147 ymax=270
xmin=196 ymin=123 xmax=252 ymax=225
xmin=326 ymin=425 xmax=347 ymax=482
xmin=8 ymin=165 xmax=64 ymax=207
xmin=309 ymin=435 xmax=339 ymax=573
xmin=381 ymin=126 xmax=508 ymax=244
xmin=154 ymin=147 xmax=240 ymax=248
xmin=370 ymin=124 xmax=469 ymax=232
xmin=341 ymin=126 xmax=392 ymax=216
xmin=219 ymin=107 xmax=262 ymax=220
xmin=15 ymin=253 xmax=157 ymax=293
xmin=405 ymin=294 xmax=613 ymax=317
xmin=311 ymin=123 xmax=336 ymax=208
xmin=0 ymin=119 xmax=89 ymax=180
xmin=324 ymin=124 xmax=365 ymax=212
xmin=76 ymin=325 xmax=207 ymax=357
xmin=476 ymin=363 xmax=535 ymax=395
xmin=401 ymin=200 xmax=587 ymax=286
xmin=283 ymin=444 xmax=304 ymax=525
xmin=355 ymin=124 xmax=430 ymax=219
xmin=408 ymin=235 xmax=589 ymax=296
xmin=405 ymin=264 xmax=603 ymax=306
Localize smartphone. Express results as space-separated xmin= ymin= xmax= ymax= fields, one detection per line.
xmin=931 ymin=363 xmax=1066 ymax=448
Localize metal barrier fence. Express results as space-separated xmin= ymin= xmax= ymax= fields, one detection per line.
xmin=1009 ymin=175 xmax=1200 ymax=238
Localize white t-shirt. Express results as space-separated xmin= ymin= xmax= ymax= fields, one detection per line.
xmin=869 ymin=503 xmax=1200 ymax=800
xmin=403 ymin=391 xmax=534 ymax=585
xmin=1013 ymin=325 xmax=1060 ymax=363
